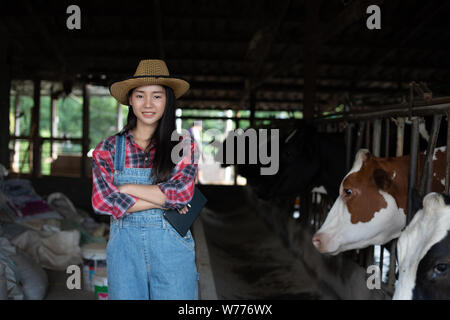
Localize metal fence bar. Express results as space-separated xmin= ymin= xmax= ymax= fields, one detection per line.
xmin=419 ymin=114 xmax=442 ymax=195
xmin=365 ymin=246 xmax=374 ymax=269
xmin=372 ymin=119 xmax=382 ymax=157
xmin=378 ymin=245 xmax=385 ymax=280
xmin=313 ymin=101 xmax=450 ymax=291
xmin=365 ymin=121 xmax=371 ymax=150
xmin=314 ymin=96 xmax=450 ymax=121
xmin=396 ymin=118 xmax=405 ymax=157
xmin=364 ymin=120 xmax=382 ymax=269
xmin=355 ymin=121 xmax=365 ymax=154
xmin=387 ymin=239 xmax=397 ymax=289
xmin=315 ymin=102 xmax=450 ymax=123
xmin=407 ymin=118 xmax=420 ymax=225
xmin=381 ymin=119 xmax=390 ymax=285
xmin=384 ymin=118 xmax=390 ymax=157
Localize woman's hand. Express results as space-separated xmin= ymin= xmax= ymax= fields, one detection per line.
xmin=117 ymin=184 xmax=129 ymax=194
xmin=177 ymin=205 xmax=190 ymax=215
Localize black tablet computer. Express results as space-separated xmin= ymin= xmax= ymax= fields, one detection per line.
xmin=163 ymin=186 xmax=207 ymax=237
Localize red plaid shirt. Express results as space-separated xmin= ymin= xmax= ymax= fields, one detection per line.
xmin=91 ymin=129 xmax=198 ymax=219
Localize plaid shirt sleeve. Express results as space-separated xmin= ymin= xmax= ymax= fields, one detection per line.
xmin=91 ymin=139 xmax=138 ymax=220
xmin=157 ymin=137 xmax=199 ymax=210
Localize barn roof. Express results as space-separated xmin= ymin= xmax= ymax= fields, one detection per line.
xmin=3 ymin=0 xmax=450 ymax=113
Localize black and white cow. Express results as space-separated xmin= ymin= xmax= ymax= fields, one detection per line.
xmin=394 ymin=192 xmax=450 ymax=300
xmin=214 ymin=122 xmax=290 ymax=198
xmin=266 ymin=122 xmax=346 ymax=201
xmin=217 ymin=120 xmax=347 ymax=217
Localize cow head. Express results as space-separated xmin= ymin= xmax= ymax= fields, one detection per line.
xmin=312 ymin=149 xmax=407 ymax=255
xmin=394 ymin=192 xmax=450 ymax=300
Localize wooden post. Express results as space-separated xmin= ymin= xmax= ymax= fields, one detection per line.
xmin=13 ymin=92 xmax=20 ymax=172
xmin=50 ymin=95 xmax=58 ymax=159
xmin=0 ymin=40 xmax=11 ymax=170
xmin=31 ymin=79 xmax=41 ymax=177
xmin=249 ymin=90 xmax=256 ymax=127
xmin=117 ymin=100 xmax=123 ymax=132
xmin=153 ymin=0 xmax=165 ymax=59
xmin=82 ymin=84 xmax=90 ymax=178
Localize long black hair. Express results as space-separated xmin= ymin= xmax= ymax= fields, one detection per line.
xmin=120 ymin=85 xmax=178 ymax=183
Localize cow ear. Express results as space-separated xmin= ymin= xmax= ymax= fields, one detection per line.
xmin=355 ymin=149 xmax=371 ymax=161
xmin=373 ymin=168 xmax=392 ymax=190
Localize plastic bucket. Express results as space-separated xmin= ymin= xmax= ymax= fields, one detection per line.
xmin=81 ymin=242 xmax=107 ymax=292
xmin=93 ymin=269 xmax=108 ymax=300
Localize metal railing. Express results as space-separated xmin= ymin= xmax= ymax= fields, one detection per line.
xmin=306 ymin=89 xmax=450 ymax=294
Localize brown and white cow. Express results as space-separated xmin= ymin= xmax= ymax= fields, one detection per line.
xmin=312 ymin=147 xmax=446 ymax=255
xmin=394 ymin=192 xmax=450 ymax=300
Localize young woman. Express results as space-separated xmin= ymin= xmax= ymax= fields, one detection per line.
xmin=91 ymin=59 xmax=199 ymax=300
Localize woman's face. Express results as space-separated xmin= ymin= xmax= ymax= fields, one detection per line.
xmin=129 ymin=84 xmax=166 ymax=127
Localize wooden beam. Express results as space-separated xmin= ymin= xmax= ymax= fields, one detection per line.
xmin=12 ymin=91 xmax=20 ymax=172
xmin=153 ymin=0 xmax=165 ymax=59
xmin=245 ymin=0 xmax=291 ymax=78
xmin=117 ymin=100 xmax=123 ymax=132
xmin=249 ymin=0 xmax=385 ymax=92
xmin=50 ymin=86 xmax=58 ymax=159
xmin=0 ymin=39 xmax=11 ymax=170
xmin=355 ymin=1 xmax=450 ymax=85
xmin=31 ymin=79 xmax=41 ymax=177
xmin=249 ymin=90 xmax=256 ymax=127
xmin=242 ymin=0 xmax=291 ymax=108
xmin=0 ymin=20 xmax=25 ymax=54
xmin=303 ymin=0 xmax=320 ymax=121
xmin=24 ymin=0 xmax=66 ymax=71
xmin=82 ymin=84 xmax=90 ymax=178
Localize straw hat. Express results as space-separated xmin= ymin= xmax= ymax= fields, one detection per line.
xmin=109 ymin=59 xmax=190 ymax=105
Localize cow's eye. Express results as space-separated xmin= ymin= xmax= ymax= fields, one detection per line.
xmin=434 ymin=263 xmax=448 ymax=275
xmin=344 ymin=189 xmax=352 ymax=196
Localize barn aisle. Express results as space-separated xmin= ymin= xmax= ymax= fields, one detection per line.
xmin=200 ymin=189 xmax=322 ymax=300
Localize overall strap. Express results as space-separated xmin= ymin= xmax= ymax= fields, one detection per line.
xmin=114 ymin=134 xmax=127 ymax=172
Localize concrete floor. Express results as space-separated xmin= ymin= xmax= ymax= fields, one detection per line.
xmin=200 ymin=204 xmax=321 ymax=299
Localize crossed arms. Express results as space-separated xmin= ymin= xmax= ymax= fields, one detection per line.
xmin=119 ymin=184 xmax=188 ymax=214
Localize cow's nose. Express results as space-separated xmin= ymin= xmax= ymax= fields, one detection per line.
xmin=312 ymin=235 xmax=321 ymax=250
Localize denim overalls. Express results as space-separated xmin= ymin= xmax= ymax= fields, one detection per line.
xmin=106 ymin=134 xmax=199 ymax=300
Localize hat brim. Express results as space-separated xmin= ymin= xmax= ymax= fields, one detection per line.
xmin=109 ymin=76 xmax=190 ymax=105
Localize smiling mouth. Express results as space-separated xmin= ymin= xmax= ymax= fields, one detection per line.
xmin=142 ymin=112 xmax=155 ymax=118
